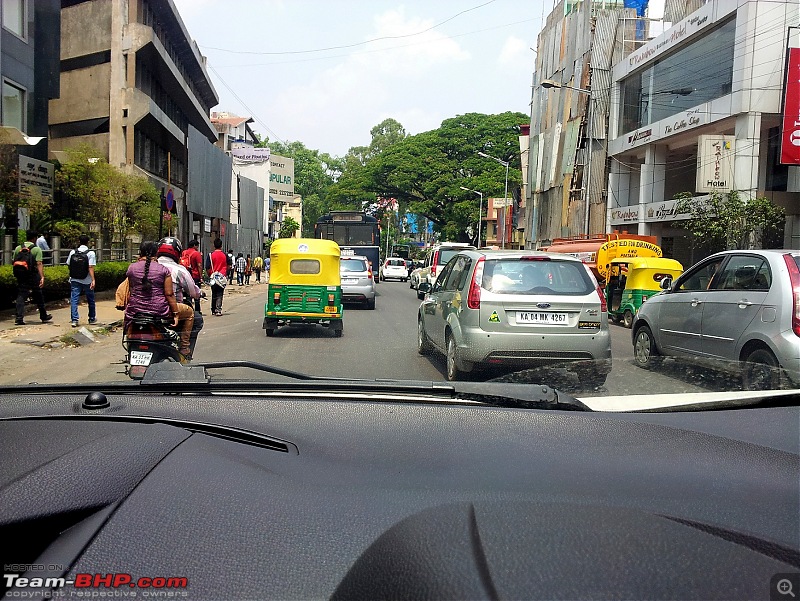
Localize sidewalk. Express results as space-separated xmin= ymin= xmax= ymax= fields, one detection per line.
xmin=0 ymin=279 xmax=267 ymax=349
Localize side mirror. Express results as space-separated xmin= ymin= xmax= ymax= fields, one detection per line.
xmin=418 ymin=282 xmax=431 ymax=294
xmin=659 ymin=277 xmax=672 ymax=290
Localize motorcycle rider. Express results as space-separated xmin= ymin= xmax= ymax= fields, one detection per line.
xmin=156 ymin=237 xmax=202 ymax=359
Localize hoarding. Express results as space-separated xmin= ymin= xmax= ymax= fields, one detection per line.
xmin=780 ymin=46 xmax=800 ymax=164
xmin=696 ymin=135 xmax=735 ymax=193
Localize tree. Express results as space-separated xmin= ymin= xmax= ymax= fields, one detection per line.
xmin=674 ymin=191 xmax=785 ymax=253
xmin=278 ymin=216 xmax=300 ymax=238
xmin=364 ymin=112 xmax=527 ymax=241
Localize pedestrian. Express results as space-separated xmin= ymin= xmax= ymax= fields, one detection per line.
xmin=66 ymin=234 xmax=97 ymax=327
xmin=244 ymin=254 xmax=252 ymax=285
xmin=36 ymin=233 xmax=51 ymax=265
xmin=13 ymin=231 xmax=53 ymax=325
xmin=180 ymin=239 xmax=204 ymax=312
xmin=236 ymin=253 xmax=246 ymax=286
xmin=264 ymin=255 xmax=271 ymax=281
xmin=208 ymin=239 xmax=228 ymax=316
xmin=253 ymin=254 xmax=263 ymax=283
xmin=227 ymin=249 xmax=235 ymax=285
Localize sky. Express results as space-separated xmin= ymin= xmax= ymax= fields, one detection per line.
xmin=171 ymin=0 xmax=552 ymax=157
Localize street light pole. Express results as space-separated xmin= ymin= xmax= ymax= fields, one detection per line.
xmin=477 ymin=151 xmax=510 ymax=249
xmin=459 ymin=186 xmax=483 ymax=248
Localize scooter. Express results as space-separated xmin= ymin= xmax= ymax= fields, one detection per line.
xmin=123 ymin=313 xmax=186 ymax=379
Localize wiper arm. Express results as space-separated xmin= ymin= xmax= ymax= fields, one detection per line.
xmin=141 ymin=361 xmax=590 ymax=410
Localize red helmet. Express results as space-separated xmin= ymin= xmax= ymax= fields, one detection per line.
xmin=157 ymin=236 xmax=183 ymax=261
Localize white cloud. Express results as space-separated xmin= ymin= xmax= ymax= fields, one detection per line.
xmin=498 ymin=36 xmax=528 ymax=66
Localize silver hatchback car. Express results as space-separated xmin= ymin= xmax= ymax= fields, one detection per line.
xmin=417 ymin=250 xmax=612 ymax=383
xmin=340 ymin=255 xmax=376 ymax=310
xmin=632 ymin=249 xmax=800 ymax=389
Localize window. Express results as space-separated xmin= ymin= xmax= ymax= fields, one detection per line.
xmin=442 ymin=256 xmax=470 ymax=291
xmin=715 ymin=256 xmax=771 ymax=291
xmin=340 ymin=259 xmax=368 ymax=273
xmin=1 ymin=80 xmax=24 ymax=131
xmin=289 ymin=259 xmax=320 ymax=275
xmin=482 ymin=259 xmax=594 ymax=295
xmin=2 ymin=0 xmax=24 ymax=37
xmin=619 ymin=18 xmax=735 ymax=133
xmin=677 ymin=258 xmax=725 ymax=291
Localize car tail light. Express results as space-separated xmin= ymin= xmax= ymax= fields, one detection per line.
xmin=431 ymin=251 xmax=439 ymax=276
xmin=367 ymin=269 xmax=373 ymax=280
xmin=584 ymin=264 xmax=607 ymax=312
xmin=520 ymin=256 xmax=551 ymax=261
xmin=783 ymin=254 xmax=800 ymax=336
xmin=467 ymin=257 xmax=485 ymax=309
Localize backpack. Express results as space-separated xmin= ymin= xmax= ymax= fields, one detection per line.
xmin=69 ymin=249 xmax=90 ymax=279
xmin=12 ymin=244 xmax=37 ymax=282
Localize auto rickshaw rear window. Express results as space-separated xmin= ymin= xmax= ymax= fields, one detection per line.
xmin=290 ymin=259 xmax=321 ymax=274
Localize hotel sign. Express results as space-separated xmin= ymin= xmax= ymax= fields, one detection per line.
xmin=696 ymin=135 xmax=735 ymax=193
xmin=780 ymin=46 xmax=800 ymax=164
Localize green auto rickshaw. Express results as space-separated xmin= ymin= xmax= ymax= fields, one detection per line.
xmin=263 ymin=238 xmax=344 ymax=337
xmin=606 ymin=257 xmax=683 ymax=328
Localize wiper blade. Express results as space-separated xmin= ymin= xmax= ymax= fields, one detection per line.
xmin=141 ymin=362 xmax=589 ymax=410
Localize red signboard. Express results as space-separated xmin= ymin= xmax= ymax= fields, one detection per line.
xmin=781 ymin=46 xmax=800 ymax=164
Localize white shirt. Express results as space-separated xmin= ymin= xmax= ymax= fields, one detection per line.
xmin=67 ymin=245 xmax=96 ymax=285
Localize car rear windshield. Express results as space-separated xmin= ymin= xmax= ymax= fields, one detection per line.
xmin=481 ymin=259 xmax=594 ymax=295
xmin=341 ymin=259 xmax=368 ymax=272
xmin=386 ymin=259 xmax=405 ymax=266
xmin=437 ymin=249 xmax=464 ymax=265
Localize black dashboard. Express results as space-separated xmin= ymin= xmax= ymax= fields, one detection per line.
xmin=1 ymin=387 xmax=798 ymax=600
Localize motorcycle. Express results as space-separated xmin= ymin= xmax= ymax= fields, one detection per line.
xmin=123 ymin=313 xmax=186 ymax=379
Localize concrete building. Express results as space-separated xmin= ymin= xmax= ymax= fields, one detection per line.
xmin=48 ymin=0 xmax=224 ymax=246
xmin=607 ymin=0 xmax=800 ymax=265
xmin=211 ymin=111 xmax=258 ymax=152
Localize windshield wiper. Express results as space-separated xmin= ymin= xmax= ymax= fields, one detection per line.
xmin=138 ymin=361 xmax=591 ymax=411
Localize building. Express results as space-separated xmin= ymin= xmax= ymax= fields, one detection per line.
xmin=48 ymin=0 xmax=228 ymax=250
xmin=606 ymin=0 xmax=800 ymax=265
xmin=211 ymin=111 xmax=258 ymax=152
xmin=1 ymin=0 xmax=61 ymax=250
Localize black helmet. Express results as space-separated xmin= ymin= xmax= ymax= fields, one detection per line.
xmin=157 ymin=236 xmax=183 ymax=261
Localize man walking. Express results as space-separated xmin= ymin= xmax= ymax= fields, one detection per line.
xmin=181 ymin=239 xmax=203 ymax=311
xmin=236 ymin=252 xmax=246 ymax=286
xmin=227 ymin=249 xmax=235 ymax=285
xmin=253 ymin=254 xmax=263 ymax=283
xmin=209 ymin=239 xmax=228 ymax=316
xmin=66 ymin=234 xmax=97 ymax=327
xmin=13 ymin=231 xmax=53 ymax=325
xmin=36 ymin=233 xmax=51 ymax=265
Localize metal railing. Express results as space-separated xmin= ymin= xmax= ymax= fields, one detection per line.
xmin=2 ymin=235 xmax=138 ymax=266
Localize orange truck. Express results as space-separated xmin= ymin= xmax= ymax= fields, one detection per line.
xmin=540 ymin=233 xmax=658 ymax=281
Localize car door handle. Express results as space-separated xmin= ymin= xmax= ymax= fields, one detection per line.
xmin=738 ymin=300 xmax=753 ymax=308
xmin=691 ymin=299 xmax=703 ymax=307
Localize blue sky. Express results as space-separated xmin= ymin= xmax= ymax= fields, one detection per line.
xmin=172 ymin=0 xmax=550 ymax=157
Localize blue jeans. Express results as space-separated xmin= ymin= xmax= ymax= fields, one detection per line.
xmin=70 ymin=280 xmax=96 ymax=323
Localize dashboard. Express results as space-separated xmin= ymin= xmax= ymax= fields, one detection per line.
xmin=1 ymin=387 xmax=798 ymax=600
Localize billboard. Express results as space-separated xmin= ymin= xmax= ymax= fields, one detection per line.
xmin=270 ymin=155 xmax=295 ymax=200
xmin=780 ymin=46 xmax=800 ymax=164
xmin=231 ymin=147 xmax=270 ymax=163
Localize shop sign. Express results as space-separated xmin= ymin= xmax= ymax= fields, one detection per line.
xmin=643 ymin=199 xmax=693 ymax=222
xmin=696 ymin=135 xmax=735 ymax=193
xmin=664 ymin=109 xmax=703 ymax=135
xmin=609 ymin=206 xmax=640 ymax=225
xmin=780 ymin=46 xmax=800 ymax=164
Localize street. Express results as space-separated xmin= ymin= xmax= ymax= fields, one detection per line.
xmin=1 ymin=279 xmax=742 ymax=397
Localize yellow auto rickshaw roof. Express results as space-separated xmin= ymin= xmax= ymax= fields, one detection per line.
xmin=270 ymin=238 xmax=341 ymax=257
xmin=610 ymin=257 xmax=683 ymax=271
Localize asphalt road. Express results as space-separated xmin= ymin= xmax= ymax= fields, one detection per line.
xmin=0 ymin=279 xmax=744 ymax=396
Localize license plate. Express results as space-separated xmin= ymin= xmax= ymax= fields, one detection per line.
xmin=516 ymin=312 xmax=568 ymax=324
xmin=342 ymin=278 xmax=358 ymax=284
xmin=324 ymin=306 xmax=338 ymax=314
xmin=129 ymin=351 xmax=153 ymax=366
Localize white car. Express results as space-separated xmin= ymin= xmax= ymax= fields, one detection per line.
xmin=380 ymin=258 xmax=408 ymax=281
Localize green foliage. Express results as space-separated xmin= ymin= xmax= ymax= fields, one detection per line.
xmin=278 ymin=216 xmax=300 ymax=238
xmin=264 ymin=238 xmax=274 ymax=254
xmin=674 ymin=191 xmax=785 ymax=252
xmin=54 ymin=145 xmax=161 ymax=243
xmin=0 ymin=261 xmax=130 ymax=309
xmin=53 ymin=219 xmax=86 ymax=248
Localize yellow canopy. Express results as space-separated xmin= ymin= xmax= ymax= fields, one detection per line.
xmin=269 ymin=238 xmax=341 ymax=286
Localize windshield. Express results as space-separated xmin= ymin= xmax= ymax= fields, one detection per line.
xmin=0 ymin=0 xmax=796 ymax=408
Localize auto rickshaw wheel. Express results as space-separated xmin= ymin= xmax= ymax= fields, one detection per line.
xmin=623 ymin=309 xmax=634 ymax=329
xmin=265 ymin=328 xmax=275 ymax=337
xmin=334 ymin=329 xmax=343 ymax=338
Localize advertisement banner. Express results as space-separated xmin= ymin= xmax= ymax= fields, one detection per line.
xmin=696 ymin=135 xmax=735 ymax=193
xmin=270 ymin=155 xmax=295 ymax=200
xmin=780 ymin=46 xmax=800 ymax=164
xmin=231 ymin=147 xmax=271 ymax=163
xmin=596 ymin=239 xmax=662 ymax=280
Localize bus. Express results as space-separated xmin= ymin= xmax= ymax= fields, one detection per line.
xmin=391 ymin=244 xmax=411 ymax=259
xmin=314 ymin=211 xmax=382 ymax=282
